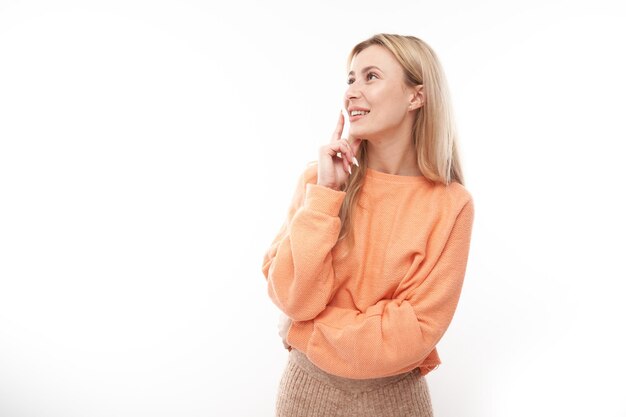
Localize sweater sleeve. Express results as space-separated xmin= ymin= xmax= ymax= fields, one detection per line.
xmin=261 ymin=166 xmax=347 ymax=321
xmin=287 ymin=197 xmax=475 ymax=379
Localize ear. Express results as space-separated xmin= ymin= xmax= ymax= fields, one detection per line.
xmin=408 ymin=85 xmax=425 ymax=110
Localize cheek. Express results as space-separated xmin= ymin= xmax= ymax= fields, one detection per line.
xmin=376 ymin=100 xmax=406 ymax=124
xmin=375 ymin=89 xmax=404 ymax=115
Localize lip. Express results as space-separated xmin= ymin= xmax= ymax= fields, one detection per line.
xmin=347 ymin=107 xmax=370 ymax=123
xmin=349 ymin=112 xmax=369 ymax=122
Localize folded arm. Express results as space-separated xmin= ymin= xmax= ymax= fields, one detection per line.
xmin=262 ymin=166 xmax=346 ymax=321
xmin=289 ymin=198 xmax=475 ymax=378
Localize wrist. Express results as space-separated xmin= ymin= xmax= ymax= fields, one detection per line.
xmin=316 ymin=182 xmax=340 ymax=191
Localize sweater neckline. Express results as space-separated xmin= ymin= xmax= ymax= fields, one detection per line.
xmin=365 ymin=167 xmax=430 ymax=184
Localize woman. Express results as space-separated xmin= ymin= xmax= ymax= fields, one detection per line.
xmin=261 ymin=33 xmax=474 ymax=417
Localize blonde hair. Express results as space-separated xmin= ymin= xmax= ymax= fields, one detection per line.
xmin=334 ymin=33 xmax=466 ymax=261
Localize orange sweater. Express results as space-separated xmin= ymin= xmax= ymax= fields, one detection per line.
xmin=261 ymin=162 xmax=475 ymax=379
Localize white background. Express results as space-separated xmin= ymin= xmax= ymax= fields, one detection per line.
xmin=1 ymin=0 xmax=625 ymax=416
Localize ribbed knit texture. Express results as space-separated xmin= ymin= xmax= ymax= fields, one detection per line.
xmin=276 ymin=349 xmax=434 ymax=417
xmin=262 ymin=161 xmax=474 ymax=379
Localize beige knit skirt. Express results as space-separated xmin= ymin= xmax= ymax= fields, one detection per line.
xmin=275 ymin=349 xmax=434 ymax=417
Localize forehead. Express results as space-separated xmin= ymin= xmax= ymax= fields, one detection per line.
xmin=349 ymin=45 xmax=400 ymax=74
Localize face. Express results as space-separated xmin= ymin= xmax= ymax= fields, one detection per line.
xmin=344 ymin=45 xmax=423 ymax=141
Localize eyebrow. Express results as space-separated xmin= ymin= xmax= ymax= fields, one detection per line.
xmin=348 ymin=66 xmax=382 ymax=76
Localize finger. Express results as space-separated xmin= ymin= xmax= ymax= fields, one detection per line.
xmin=337 ymin=138 xmax=349 ymax=166
xmin=329 ymin=141 xmax=348 ymax=161
xmin=341 ymin=138 xmax=355 ymax=164
xmin=328 ymin=140 xmax=346 ymax=159
xmin=347 ymin=134 xmax=363 ymax=158
xmin=332 ymin=110 xmax=344 ymax=142
xmin=344 ymin=151 xmax=351 ymax=174
xmin=327 ymin=141 xmax=350 ymax=173
xmin=339 ymin=137 xmax=357 ymax=167
xmin=337 ymin=142 xmax=352 ymax=174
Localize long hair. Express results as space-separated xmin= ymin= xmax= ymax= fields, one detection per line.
xmin=334 ymin=33 xmax=466 ymax=261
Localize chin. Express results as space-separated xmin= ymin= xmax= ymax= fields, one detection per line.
xmin=349 ymin=127 xmax=375 ymax=141
xmin=349 ymin=126 xmax=369 ymax=138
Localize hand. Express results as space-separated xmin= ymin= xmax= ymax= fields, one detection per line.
xmin=278 ymin=312 xmax=292 ymax=351
xmin=317 ymin=110 xmax=363 ymax=191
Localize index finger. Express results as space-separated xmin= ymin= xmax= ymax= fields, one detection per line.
xmin=332 ymin=110 xmax=344 ymax=142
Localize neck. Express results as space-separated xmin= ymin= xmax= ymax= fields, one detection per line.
xmin=365 ymin=127 xmax=422 ymax=176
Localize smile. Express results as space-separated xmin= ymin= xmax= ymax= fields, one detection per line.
xmin=349 ymin=111 xmax=369 ymax=122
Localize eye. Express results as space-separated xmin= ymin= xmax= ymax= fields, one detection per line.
xmin=346 ymin=72 xmax=378 ymax=85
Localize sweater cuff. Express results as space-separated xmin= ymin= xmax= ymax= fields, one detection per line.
xmin=287 ymin=319 xmax=314 ymax=353
xmin=304 ymin=183 xmax=346 ymax=216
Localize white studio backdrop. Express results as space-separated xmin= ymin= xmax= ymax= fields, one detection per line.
xmin=1 ymin=0 xmax=625 ymax=416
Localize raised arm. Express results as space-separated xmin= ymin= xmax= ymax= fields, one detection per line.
xmin=261 ymin=165 xmax=346 ymax=321
xmin=287 ymin=197 xmax=475 ymax=379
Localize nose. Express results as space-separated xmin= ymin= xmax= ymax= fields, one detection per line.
xmin=344 ymin=80 xmax=362 ymax=103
